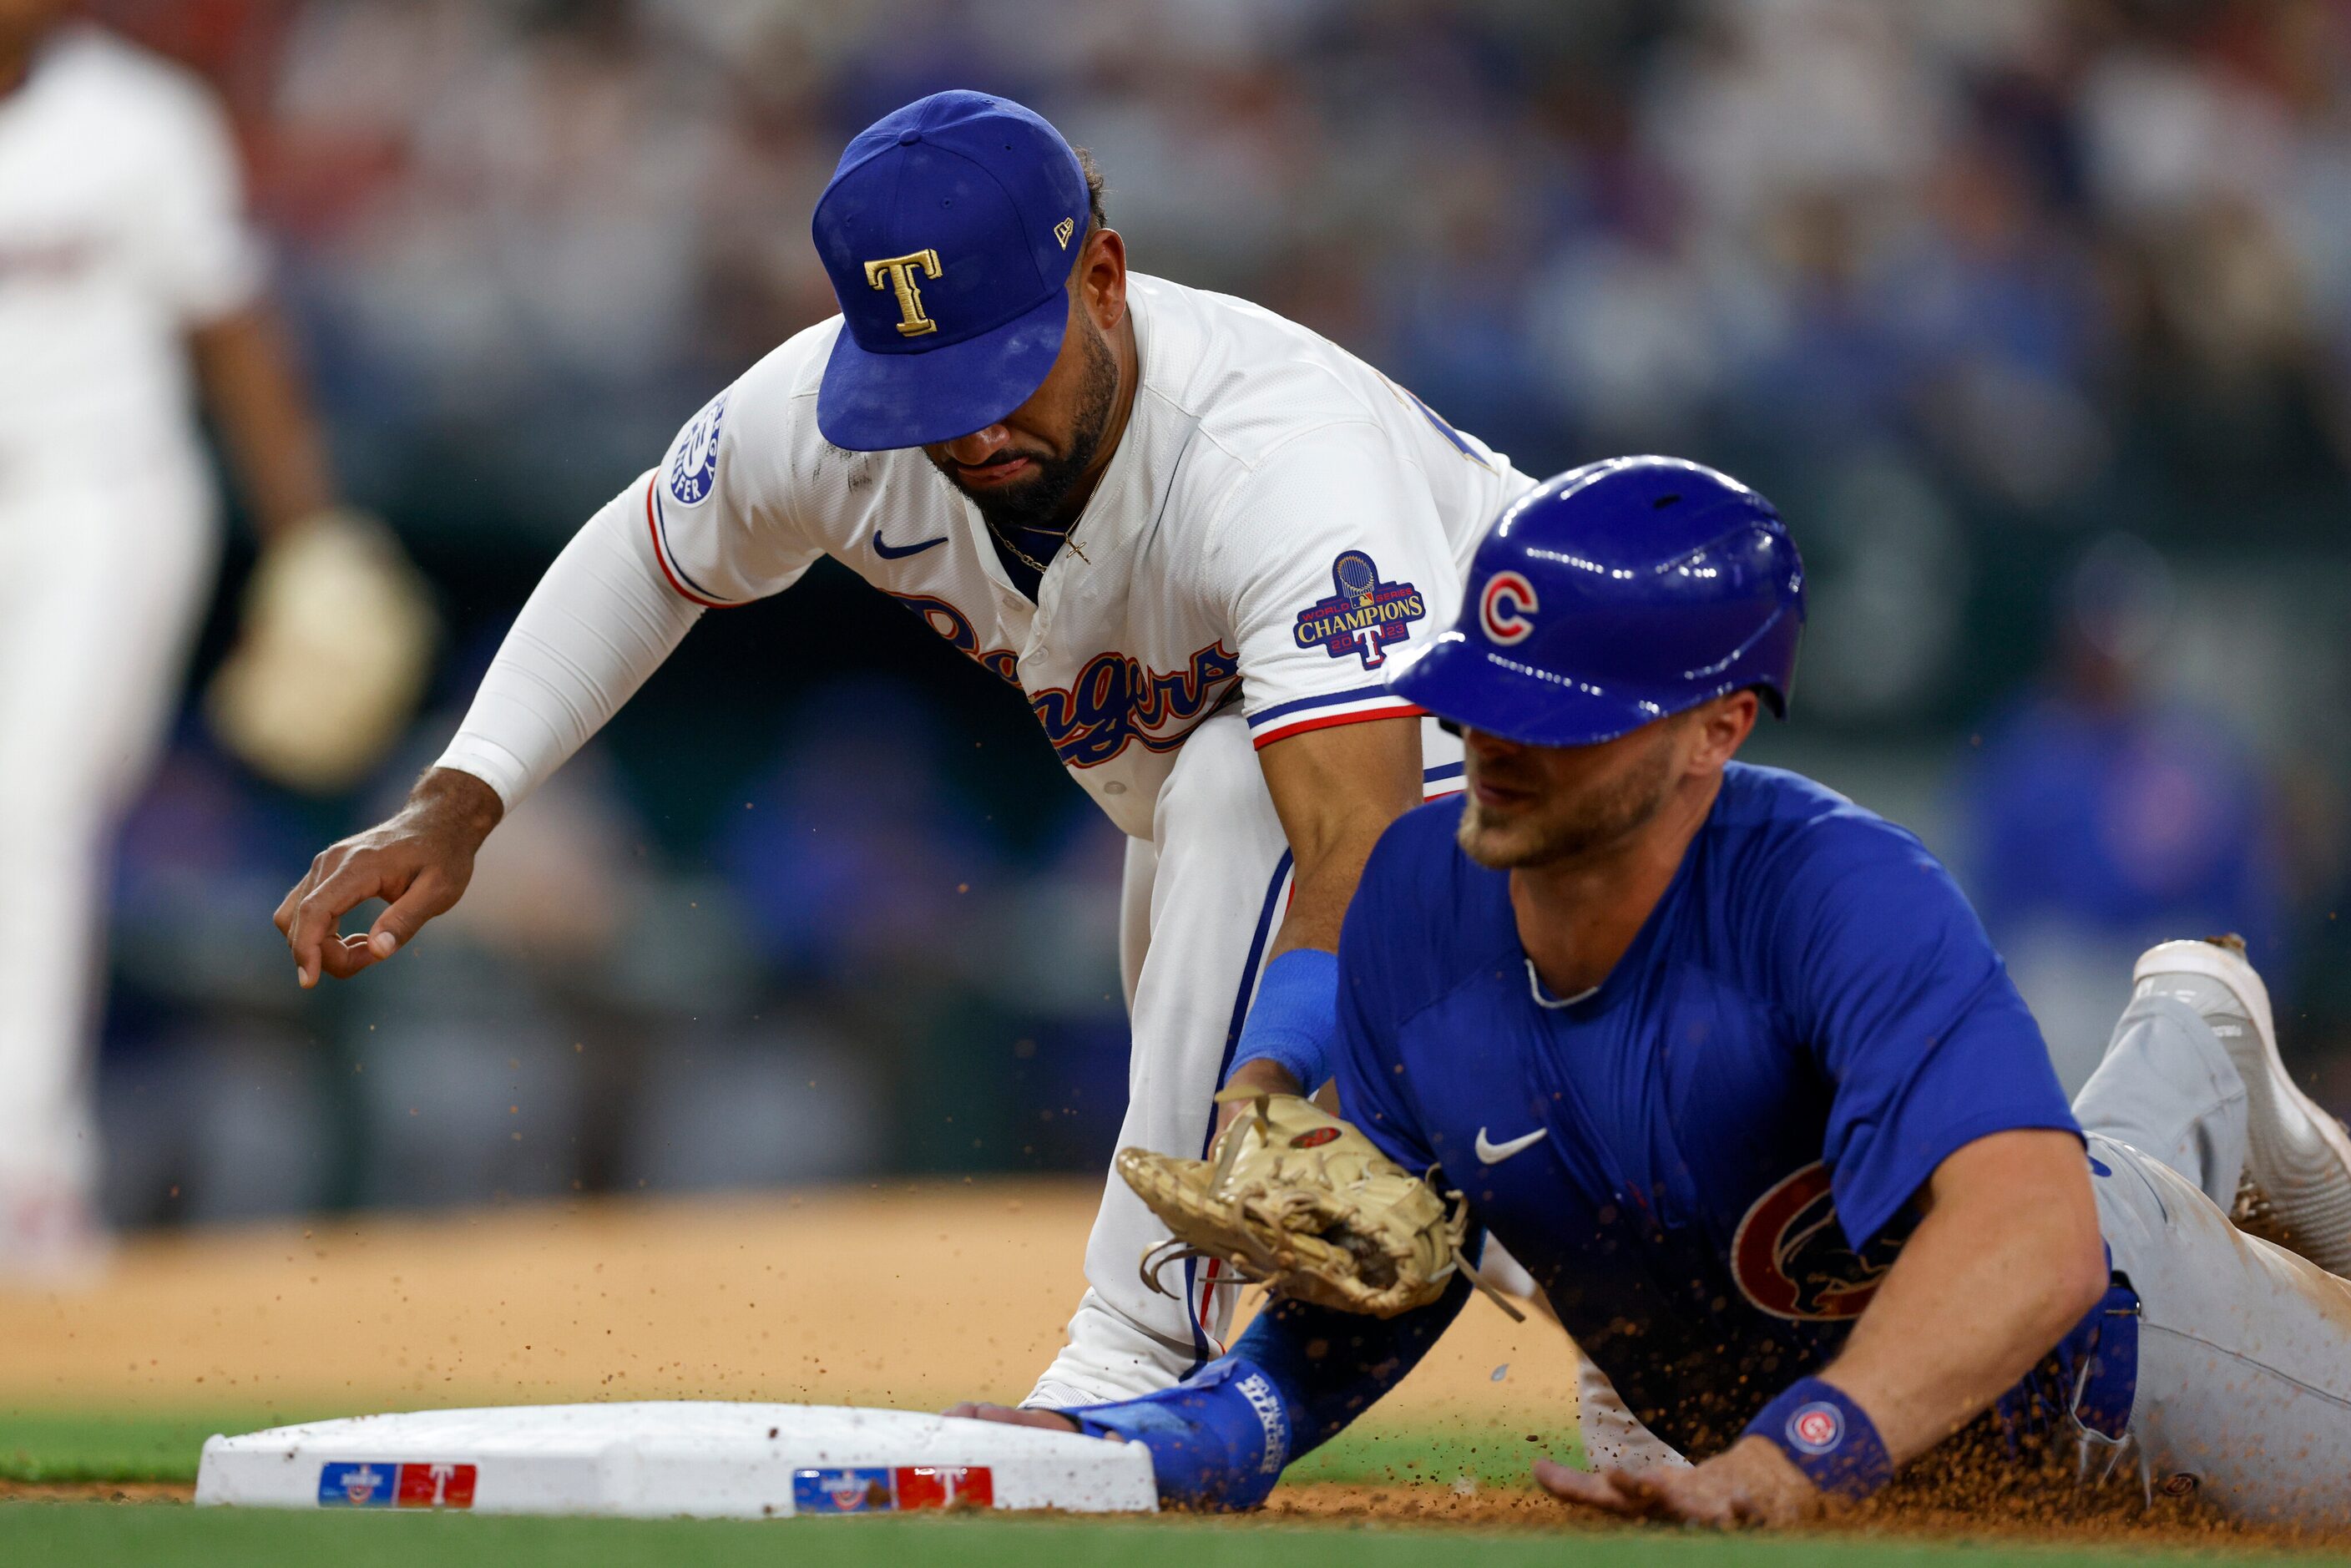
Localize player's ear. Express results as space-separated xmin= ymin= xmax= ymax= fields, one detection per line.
xmin=1691 ymin=691 xmax=1759 ymax=770
xmin=1078 ymin=227 xmax=1126 ymax=331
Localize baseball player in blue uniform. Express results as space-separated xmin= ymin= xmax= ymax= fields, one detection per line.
xmin=959 ymin=457 xmax=2351 ymax=1528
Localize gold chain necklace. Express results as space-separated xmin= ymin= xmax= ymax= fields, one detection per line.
xmin=985 ymin=516 xmax=1090 ymax=576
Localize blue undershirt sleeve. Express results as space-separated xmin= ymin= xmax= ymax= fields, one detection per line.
xmin=1226 ymin=948 xmax=1341 ymax=1092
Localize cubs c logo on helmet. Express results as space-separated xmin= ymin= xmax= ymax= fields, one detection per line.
xmin=1479 ymin=570 xmax=1539 ymax=645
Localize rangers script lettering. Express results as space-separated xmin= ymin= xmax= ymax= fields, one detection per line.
xmin=1027 ymin=644 xmax=1242 ymax=769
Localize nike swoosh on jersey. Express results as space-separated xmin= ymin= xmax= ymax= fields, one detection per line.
xmin=873 ymin=531 xmax=949 ymax=559
xmin=1474 ymin=1126 xmax=1549 ymax=1165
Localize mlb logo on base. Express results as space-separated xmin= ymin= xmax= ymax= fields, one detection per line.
xmin=316 ymin=1463 xmax=394 ymax=1507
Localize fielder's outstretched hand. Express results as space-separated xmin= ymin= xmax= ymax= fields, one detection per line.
xmin=1534 ymin=1438 xmax=1818 ymax=1528
xmin=942 ymin=1403 xmax=1127 ymax=1440
xmin=274 ymin=766 xmax=503 ymax=988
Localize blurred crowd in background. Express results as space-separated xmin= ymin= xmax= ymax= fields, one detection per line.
xmin=80 ymin=0 xmax=2351 ymax=1223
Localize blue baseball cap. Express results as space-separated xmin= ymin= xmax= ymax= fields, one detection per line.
xmin=811 ymin=91 xmax=1092 ymax=452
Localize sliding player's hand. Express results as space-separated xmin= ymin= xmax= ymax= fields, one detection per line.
xmin=1534 ymin=1437 xmax=1818 ymax=1528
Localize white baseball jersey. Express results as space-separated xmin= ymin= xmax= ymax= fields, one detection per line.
xmin=636 ymin=273 xmax=1529 ymax=838
xmin=0 ymin=25 xmax=264 ymax=488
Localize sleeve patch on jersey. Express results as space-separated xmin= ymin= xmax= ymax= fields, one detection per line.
xmin=1291 ymin=551 xmax=1427 ymax=671
xmin=665 ymin=390 xmax=729 ymax=507
xmin=645 ymin=481 xmax=737 ymax=609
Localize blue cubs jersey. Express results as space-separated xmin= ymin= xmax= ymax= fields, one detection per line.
xmin=1333 ymin=762 xmax=2079 ymax=1456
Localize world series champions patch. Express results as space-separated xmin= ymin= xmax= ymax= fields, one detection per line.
xmin=1292 ymin=551 xmax=1426 ymax=670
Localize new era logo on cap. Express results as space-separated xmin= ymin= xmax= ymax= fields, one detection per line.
xmin=812 ymin=91 xmax=1092 ymax=451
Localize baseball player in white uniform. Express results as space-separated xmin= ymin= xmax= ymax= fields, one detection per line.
xmin=276 ymin=89 xmax=1536 ymax=1405
xmin=1 ymin=2 xmax=427 ymax=1279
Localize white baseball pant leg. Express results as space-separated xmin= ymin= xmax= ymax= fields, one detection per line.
xmin=1025 ymin=709 xmax=1464 ymax=1408
xmin=0 ymin=469 xmax=216 ymax=1205
xmin=2074 ymin=994 xmax=2351 ymax=1525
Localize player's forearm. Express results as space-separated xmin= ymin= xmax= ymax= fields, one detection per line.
xmin=1236 ymin=720 xmax=1421 ymax=1091
xmin=190 ymin=306 xmax=339 ymax=540
xmin=1809 ymin=1131 xmax=2107 ymax=1467
xmin=1267 ymin=822 xmax=1386 ymax=959
xmin=435 ymin=481 xmax=702 ymax=809
xmin=1260 ymin=719 xmax=1423 ymax=961
xmin=1223 ymin=830 xmax=1383 ymax=1095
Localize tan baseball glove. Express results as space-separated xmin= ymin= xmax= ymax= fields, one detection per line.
xmin=1118 ymin=1088 xmax=1522 ymax=1321
xmin=207 ymin=509 xmax=436 ymax=795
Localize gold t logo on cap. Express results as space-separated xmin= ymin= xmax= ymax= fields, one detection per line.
xmin=863 ymin=250 xmax=944 ymax=336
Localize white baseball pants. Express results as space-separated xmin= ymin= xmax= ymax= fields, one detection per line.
xmin=0 ymin=464 xmax=215 ymax=1201
xmin=1025 ymin=707 xmax=1463 ymax=1408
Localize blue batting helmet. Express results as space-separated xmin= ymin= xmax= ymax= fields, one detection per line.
xmin=1389 ymin=456 xmax=1804 ymax=746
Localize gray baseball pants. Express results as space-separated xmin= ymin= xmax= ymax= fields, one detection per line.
xmin=2076 ymin=992 xmax=2351 ymax=1525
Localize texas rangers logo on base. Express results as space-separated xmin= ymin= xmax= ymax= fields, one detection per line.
xmin=1292 ymin=551 xmax=1426 ymax=670
xmin=1479 ymin=570 xmax=1539 ymax=645
xmin=666 ymin=391 xmax=729 ymax=506
xmin=1730 ymin=1161 xmax=1910 ymax=1321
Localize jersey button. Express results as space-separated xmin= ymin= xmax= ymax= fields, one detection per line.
xmin=1102 ymin=781 xmax=1128 ymax=795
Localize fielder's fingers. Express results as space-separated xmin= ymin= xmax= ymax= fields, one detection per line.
xmin=287 ymin=861 xmax=397 ymax=987
xmin=272 ymin=876 xmax=306 ymax=938
xmin=366 ymin=867 xmax=454 ymax=959
xmin=1532 ymin=1458 xmax=1641 ymax=1515
xmin=943 ymin=1404 xmax=1083 ymax=1434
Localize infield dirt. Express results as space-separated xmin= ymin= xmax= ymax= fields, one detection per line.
xmin=0 ymin=1179 xmax=1565 ymax=1428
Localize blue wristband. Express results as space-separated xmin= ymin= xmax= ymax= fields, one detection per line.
xmin=1743 ymin=1377 xmax=1892 ymax=1501
xmin=1227 ymin=948 xmax=1339 ymax=1092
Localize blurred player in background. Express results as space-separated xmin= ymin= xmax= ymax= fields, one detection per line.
xmin=1962 ymin=535 xmax=2287 ymax=1095
xmin=0 ymin=0 xmax=429 ymax=1279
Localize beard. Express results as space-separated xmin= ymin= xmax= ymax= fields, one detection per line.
xmin=928 ymin=321 xmax=1120 ymax=533
xmin=1456 ymin=728 xmax=1681 ymax=871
